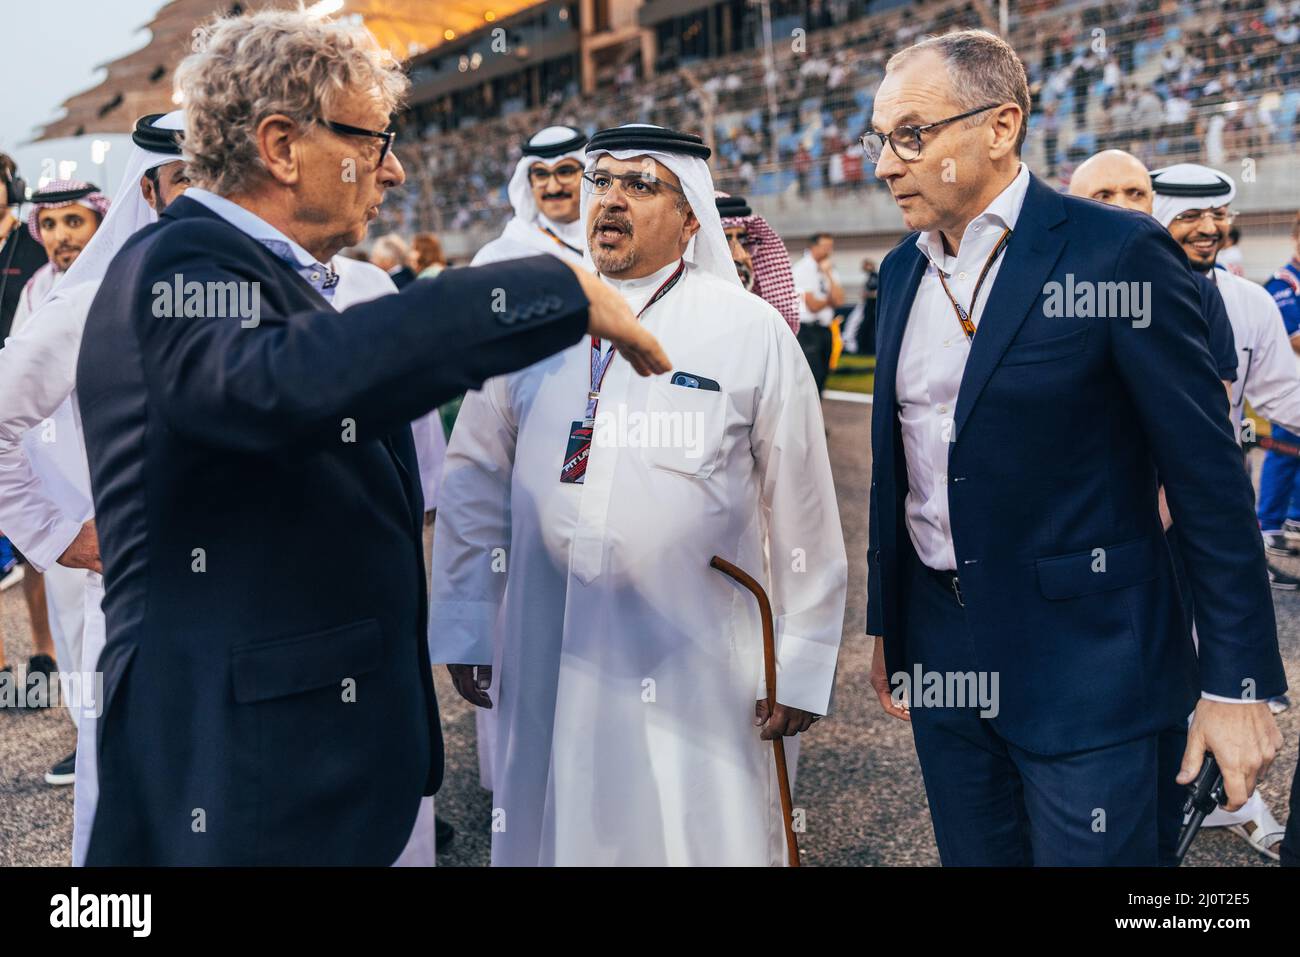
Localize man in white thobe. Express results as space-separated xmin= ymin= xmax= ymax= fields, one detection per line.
xmin=430 ymin=124 xmax=847 ymax=866
xmin=0 ymin=113 xmax=190 ymax=862
xmin=6 ymin=180 xmax=110 ymax=786
xmin=470 ymin=125 xmax=589 ymax=267
xmin=452 ymin=124 xmax=591 ymax=792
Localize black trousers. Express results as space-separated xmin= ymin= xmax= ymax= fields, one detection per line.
xmin=1282 ymin=742 xmax=1300 ymax=866
xmin=797 ymin=322 xmax=833 ymax=395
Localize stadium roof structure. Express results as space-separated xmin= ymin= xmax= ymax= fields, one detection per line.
xmin=34 ymin=0 xmax=543 ymax=142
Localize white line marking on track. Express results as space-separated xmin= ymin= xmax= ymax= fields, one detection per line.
xmin=824 ymin=390 xmax=873 ymax=405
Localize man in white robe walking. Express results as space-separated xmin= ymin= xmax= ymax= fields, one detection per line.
xmin=430 ymin=124 xmax=847 ymax=866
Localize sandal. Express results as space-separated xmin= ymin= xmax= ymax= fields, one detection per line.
xmin=1227 ymin=808 xmax=1286 ymax=862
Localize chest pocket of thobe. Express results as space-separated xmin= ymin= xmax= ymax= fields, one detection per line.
xmin=640 ymin=378 xmax=728 ymax=479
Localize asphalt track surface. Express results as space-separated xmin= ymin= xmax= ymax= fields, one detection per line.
xmin=2 ymin=397 xmax=1295 ymax=866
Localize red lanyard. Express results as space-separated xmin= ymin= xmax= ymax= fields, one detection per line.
xmin=585 ymin=260 xmax=686 ymax=423
xmin=935 ymin=227 xmax=1012 ymax=341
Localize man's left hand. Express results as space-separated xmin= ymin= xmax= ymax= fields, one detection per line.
xmin=755 ymin=700 xmax=819 ymax=740
xmin=1177 ymin=698 xmax=1283 ymax=811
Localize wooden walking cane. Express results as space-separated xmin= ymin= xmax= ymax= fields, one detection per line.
xmin=709 ymin=555 xmax=801 ymax=867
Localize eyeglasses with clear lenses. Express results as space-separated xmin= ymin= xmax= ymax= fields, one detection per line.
xmin=860 ymin=104 xmax=1002 ymax=163
xmin=582 ymin=170 xmax=687 ymax=201
xmin=529 ymin=163 xmax=584 ymax=187
xmin=1170 ymin=208 xmax=1235 ymax=226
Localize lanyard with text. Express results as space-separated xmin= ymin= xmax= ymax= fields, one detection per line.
xmin=935 ymin=227 xmax=1012 ymax=341
xmin=540 ymin=225 xmax=584 ymax=257
xmin=560 ymin=260 xmax=686 ymax=484
xmin=584 ymin=259 xmax=686 ymax=423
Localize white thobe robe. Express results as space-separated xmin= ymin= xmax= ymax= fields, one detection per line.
xmin=466 ymin=213 xmax=588 ymax=791
xmin=429 ymin=259 xmax=847 ymax=865
xmin=1 ymin=275 xmax=100 ymax=864
xmin=1213 ymin=267 xmax=1300 ymax=436
xmin=471 ymin=214 xmax=587 ymax=268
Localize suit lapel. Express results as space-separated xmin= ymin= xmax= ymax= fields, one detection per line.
xmin=874 ymin=242 xmax=927 ymax=411
xmin=952 ymin=175 xmax=1068 ymax=438
xmin=167 ymin=197 xmax=423 ymax=527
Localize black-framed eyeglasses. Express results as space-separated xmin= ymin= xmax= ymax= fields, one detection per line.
xmin=320 ymin=118 xmax=396 ymax=164
xmin=529 ymin=162 xmax=584 ymax=187
xmin=582 ymin=170 xmax=687 ymax=201
xmin=860 ymin=104 xmax=1002 ymax=163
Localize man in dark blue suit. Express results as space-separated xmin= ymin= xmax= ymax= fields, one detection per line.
xmin=862 ymin=30 xmax=1285 ymax=865
xmin=75 ymin=10 xmax=667 ymax=866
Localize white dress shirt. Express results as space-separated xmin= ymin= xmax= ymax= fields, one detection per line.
xmin=792 ymin=250 xmax=839 ymax=327
xmin=1213 ymin=265 xmax=1300 ymax=437
xmin=896 ymin=163 xmax=1030 ymax=571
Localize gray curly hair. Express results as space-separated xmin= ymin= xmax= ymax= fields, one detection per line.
xmin=176 ymin=10 xmax=409 ymax=196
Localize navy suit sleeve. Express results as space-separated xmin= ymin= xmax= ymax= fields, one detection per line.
xmin=130 ymin=229 xmax=588 ymax=453
xmin=866 ymin=473 xmax=882 ymax=636
xmin=865 ymin=252 xmax=899 ymax=638
xmin=1110 ymin=217 xmax=1285 ymax=700
xmin=1197 ymin=273 xmax=1239 ymax=382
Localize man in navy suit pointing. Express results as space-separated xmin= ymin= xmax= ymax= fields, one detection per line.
xmin=863 ymin=29 xmax=1285 ymax=866
xmin=76 ymin=10 xmax=667 ymax=866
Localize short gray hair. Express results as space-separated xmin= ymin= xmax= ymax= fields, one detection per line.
xmin=887 ymin=29 xmax=1030 ymax=154
xmin=371 ymin=233 xmax=410 ymax=262
xmin=176 ymin=10 xmax=409 ymax=196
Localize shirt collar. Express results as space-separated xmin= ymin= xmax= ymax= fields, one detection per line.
xmin=600 ymin=258 xmax=684 ymax=312
xmin=185 ymin=188 xmax=320 ymax=270
xmin=601 ymin=257 xmax=682 ymax=291
xmin=914 ymin=162 xmax=1030 ymax=272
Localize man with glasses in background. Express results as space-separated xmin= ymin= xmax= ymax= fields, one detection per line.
xmin=441 ymin=126 xmax=591 ymax=800
xmin=469 ymin=125 xmax=589 ymax=267
xmin=863 ymin=30 xmax=1284 ymax=866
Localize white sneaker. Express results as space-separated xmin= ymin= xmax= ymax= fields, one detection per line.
xmin=1283 ymin=518 xmax=1300 ymax=546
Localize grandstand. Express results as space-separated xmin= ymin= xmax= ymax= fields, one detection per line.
xmin=26 ymin=0 xmax=1300 ymax=278
xmin=386 ymin=0 xmax=1300 ymax=279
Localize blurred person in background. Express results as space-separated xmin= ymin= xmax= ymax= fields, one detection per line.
xmin=1259 ymin=213 xmax=1300 ymax=563
xmin=370 ymin=232 xmax=416 ymax=287
xmin=792 ymin=232 xmax=844 ymax=397
xmin=413 ymin=232 xmax=446 ymax=278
